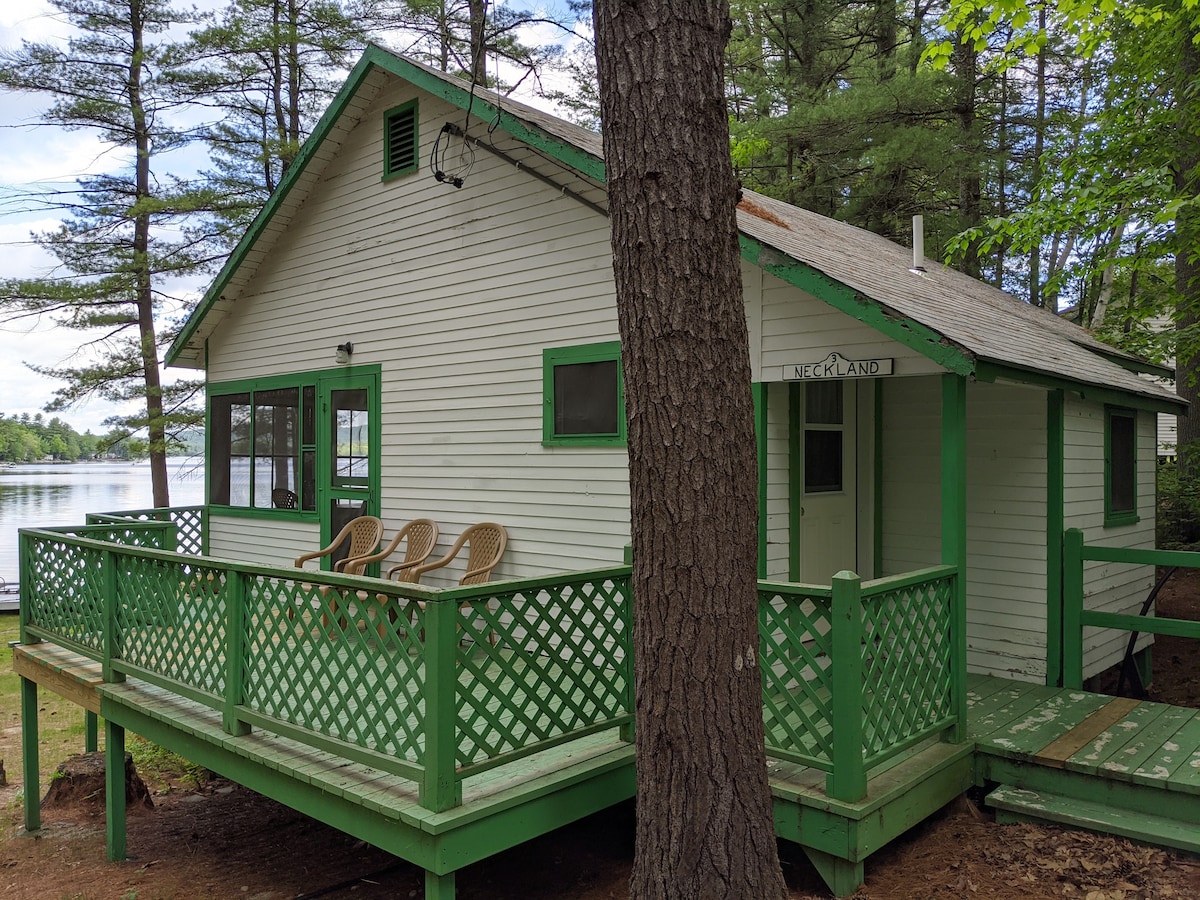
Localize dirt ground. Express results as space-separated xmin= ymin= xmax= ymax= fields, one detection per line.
xmin=1 ymin=581 xmax=1199 ymax=900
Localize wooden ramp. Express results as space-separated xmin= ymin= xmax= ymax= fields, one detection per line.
xmin=968 ymin=674 xmax=1200 ymax=854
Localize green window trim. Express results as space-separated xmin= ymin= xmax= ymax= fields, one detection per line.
xmin=206 ymin=365 xmax=379 ymax=518
xmin=542 ymin=341 xmax=626 ymax=447
xmin=383 ymin=100 xmax=418 ymax=181
xmin=1104 ymin=406 xmax=1139 ymax=527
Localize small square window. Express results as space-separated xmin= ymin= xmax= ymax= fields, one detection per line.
xmin=543 ymin=342 xmax=625 ymax=446
xmin=1105 ymin=407 xmax=1138 ymax=526
xmin=383 ymin=101 xmax=418 ymax=179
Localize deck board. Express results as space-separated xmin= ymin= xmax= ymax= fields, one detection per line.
xmin=1065 ymin=701 xmax=1174 ymax=775
xmin=968 ymin=682 xmax=1064 ymax=741
xmin=1034 ymin=697 xmax=1141 ymax=766
xmin=969 ymin=676 xmax=1200 ymax=803
xmin=1129 ymin=712 xmax=1200 ymax=787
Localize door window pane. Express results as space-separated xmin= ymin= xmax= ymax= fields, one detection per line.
xmin=805 ymin=381 xmax=843 ymax=425
xmin=804 ymin=431 xmax=843 ymax=493
xmin=331 ymin=388 xmax=370 ymax=484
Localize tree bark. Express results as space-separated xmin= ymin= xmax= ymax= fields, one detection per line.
xmin=129 ymin=0 xmax=170 ymax=507
xmin=593 ymin=3 xmax=787 ymax=898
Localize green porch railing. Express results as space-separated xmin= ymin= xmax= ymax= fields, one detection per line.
xmin=1063 ymin=528 xmax=1200 ymax=689
xmin=20 ymin=522 xmax=960 ymax=811
xmin=87 ymin=506 xmax=208 ymax=556
xmin=18 ymin=526 xmax=633 ymax=813
xmin=759 ymin=565 xmax=960 ymax=802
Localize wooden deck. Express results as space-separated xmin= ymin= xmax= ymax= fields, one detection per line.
xmin=968 ymin=674 xmax=1200 ymax=854
xmin=17 ymin=644 xmax=1200 ymax=899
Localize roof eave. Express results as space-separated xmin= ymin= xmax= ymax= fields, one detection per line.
xmin=736 ymin=232 xmax=978 ymax=378
xmin=975 ymin=360 xmax=1187 ymax=415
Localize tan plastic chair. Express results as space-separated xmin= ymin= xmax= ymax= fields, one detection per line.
xmin=408 ymin=522 xmax=508 ymax=586
xmin=293 ymin=516 xmax=384 ymax=572
xmin=404 ymin=523 xmax=509 ymax=647
xmin=341 ymin=518 xmax=440 ymax=580
xmin=291 ymin=515 xmax=384 ymax=632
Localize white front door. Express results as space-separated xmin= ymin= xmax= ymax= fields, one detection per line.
xmin=799 ymin=380 xmax=858 ymax=583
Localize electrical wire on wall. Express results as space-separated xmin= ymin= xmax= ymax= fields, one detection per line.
xmin=430 ymin=0 xmax=490 ymax=190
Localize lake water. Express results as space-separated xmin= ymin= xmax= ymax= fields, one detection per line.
xmin=0 ymin=459 xmax=206 ymax=586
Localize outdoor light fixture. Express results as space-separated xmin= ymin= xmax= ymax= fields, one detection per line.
xmin=335 ymin=341 xmax=354 ymax=364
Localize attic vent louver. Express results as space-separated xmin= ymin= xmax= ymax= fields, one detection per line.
xmin=384 ymin=101 xmax=418 ymax=179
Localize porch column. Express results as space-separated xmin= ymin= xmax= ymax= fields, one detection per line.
xmin=941 ymin=374 xmax=968 ymax=742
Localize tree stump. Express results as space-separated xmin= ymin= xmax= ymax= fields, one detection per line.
xmin=41 ymin=752 xmax=153 ymax=811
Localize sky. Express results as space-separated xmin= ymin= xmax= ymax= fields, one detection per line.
xmin=0 ymin=1 xmax=583 ymax=435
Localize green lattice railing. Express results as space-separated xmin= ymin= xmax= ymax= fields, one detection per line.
xmin=20 ymin=521 xmax=958 ymax=811
xmin=19 ymin=526 xmax=633 ymax=813
xmin=87 ymin=506 xmax=208 ymax=556
xmin=759 ymin=566 xmax=959 ymax=801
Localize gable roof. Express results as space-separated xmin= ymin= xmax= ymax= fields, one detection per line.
xmin=167 ymin=45 xmax=1183 ymax=414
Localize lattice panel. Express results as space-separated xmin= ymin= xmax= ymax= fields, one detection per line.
xmin=165 ymin=507 xmax=206 ymax=556
xmin=860 ymin=574 xmax=955 ymax=758
xmin=453 ymin=574 xmax=632 ymax=767
xmin=74 ymin=523 xmax=172 ymax=550
xmin=241 ymin=576 xmax=428 ymax=763
xmin=91 ymin=506 xmax=207 ymax=555
xmin=22 ymin=535 xmax=107 ymax=653
xmin=116 ymin=558 xmax=228 ymax=696
xmin=758 ymin=586 xmax=836 ymax=767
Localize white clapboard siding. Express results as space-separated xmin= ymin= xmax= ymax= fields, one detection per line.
xmin=759 ymin=272 xmax=945 ymax=381
xmin=208 ymin=517 xmax=322 ymax=571
xmin=206 ymin=86 xmax=631 ymax=579
xmin=880 ymin=376 xmax=942 ymax=575
xmin=964 ymin=382 xmax=1050 ymax=681
xmin=1062 ymin=397 xmax=1156 ymax=679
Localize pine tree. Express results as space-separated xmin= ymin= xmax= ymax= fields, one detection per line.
xmin=0 ymin=0 xmax=212 ymax=505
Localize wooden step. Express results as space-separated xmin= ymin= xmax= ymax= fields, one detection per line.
xmin=985 ymin=784 xmax=1200 ymax=855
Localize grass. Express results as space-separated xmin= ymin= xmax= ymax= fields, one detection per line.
xmin=0 ymin=614 xmax=89 ymax=805
xmin=0 ymin=614 xmax=204 ymax=809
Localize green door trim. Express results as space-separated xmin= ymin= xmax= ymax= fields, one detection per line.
xmin=316 ymin=368 xmax=382 ymax=562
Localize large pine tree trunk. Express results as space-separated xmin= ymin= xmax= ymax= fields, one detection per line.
xmin=129 ymin=0 xmax=170 ymax=508
xmin=593 ymin=3 xmax=787 ymax=897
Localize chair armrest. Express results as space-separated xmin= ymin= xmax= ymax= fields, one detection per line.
xmin=407 ymin=552 xmax=453 ymax=581
xmin=345 ymin=531 xmax=407 ymax=571
xmin=293 ymin=547 xmax=331 ymax=567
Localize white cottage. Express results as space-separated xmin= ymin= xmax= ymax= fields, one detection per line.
xmin=167 ymin=45 xmax=1184 ymax=687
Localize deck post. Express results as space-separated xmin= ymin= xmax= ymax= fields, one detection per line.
xmin=223 ymin=569 xmax=251 ymax=736
xmin=425 ymin=869 xmax=456 ymax=900
xmin=619 ymin=571 xmax=636 ymax=744
xmin=421 ymin=598 xmax=461 ymax=812
xmin=20 ymin=677 xmax=40 ymax=833
xmin=1062 ymin=528 xmax=1085 ymax=689
xmin=105 ymin=718 xmax=127 ymax=861
xmin=827 ymin=570 xmax=866 ymax=803
xmin=941 ymin=373 xmax=968 ymax=742
xmin=84 ymin=711 xmax=99 ymax=753
xmin=101 ymin=548 xmax=125 ymax=685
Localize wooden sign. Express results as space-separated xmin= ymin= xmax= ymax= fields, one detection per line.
xmin=786 ymin=352 xmax=894 ymax=380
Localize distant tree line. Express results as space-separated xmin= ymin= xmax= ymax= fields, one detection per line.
xmin=0 ymin=413 xmax=103 ymax=462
